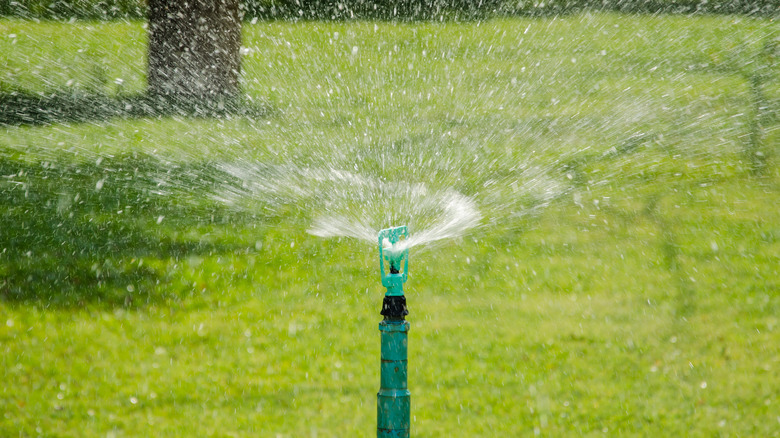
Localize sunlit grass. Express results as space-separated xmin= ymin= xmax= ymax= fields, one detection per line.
xmin=1 ymin=12 xmax=779 ymax=437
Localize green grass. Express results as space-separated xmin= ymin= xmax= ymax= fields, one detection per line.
xmin=1 ymin=13 xmax=779 ymax=436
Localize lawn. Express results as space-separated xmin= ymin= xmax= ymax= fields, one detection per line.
xmin=1 ymin=12 xmax=779 ymax=437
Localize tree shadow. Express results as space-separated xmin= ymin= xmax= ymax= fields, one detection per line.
xmin=0 ymin=151 xmax=251 ymax=308
xmin=0 ymin=89 xmax=270 ymax=127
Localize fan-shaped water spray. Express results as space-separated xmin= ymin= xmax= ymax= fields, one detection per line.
xmin=212 ymin=154 xmax=569 ymax=251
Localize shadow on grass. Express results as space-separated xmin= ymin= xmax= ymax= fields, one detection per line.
xmin=0 ymin=89 xmax=270 ymax=127
xmin=0 ymin=151 xmax=251 ymax=308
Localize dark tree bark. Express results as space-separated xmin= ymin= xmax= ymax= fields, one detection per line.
xmin=147 ymin=0 xmax=241 ymax=104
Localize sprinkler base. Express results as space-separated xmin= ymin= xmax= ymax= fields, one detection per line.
xmin=381 ymin=295 xmax=408 ymax=320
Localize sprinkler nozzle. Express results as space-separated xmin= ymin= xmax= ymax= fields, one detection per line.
xmin=378 ymin=226 xmax=409 ymax=296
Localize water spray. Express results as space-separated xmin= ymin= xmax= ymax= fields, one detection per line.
xmin=377 ymin=226 xmax=410 ymax=438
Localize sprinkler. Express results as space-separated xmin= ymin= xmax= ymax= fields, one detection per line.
xmin=377 ymin=226 xmax=410 ymax=438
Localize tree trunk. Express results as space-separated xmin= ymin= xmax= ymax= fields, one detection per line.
xmin=147 ymin=0 xmax=241 ymax=104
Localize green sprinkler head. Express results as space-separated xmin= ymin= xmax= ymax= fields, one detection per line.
xmin=378 ymin=226 xmax=409 ymax=296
